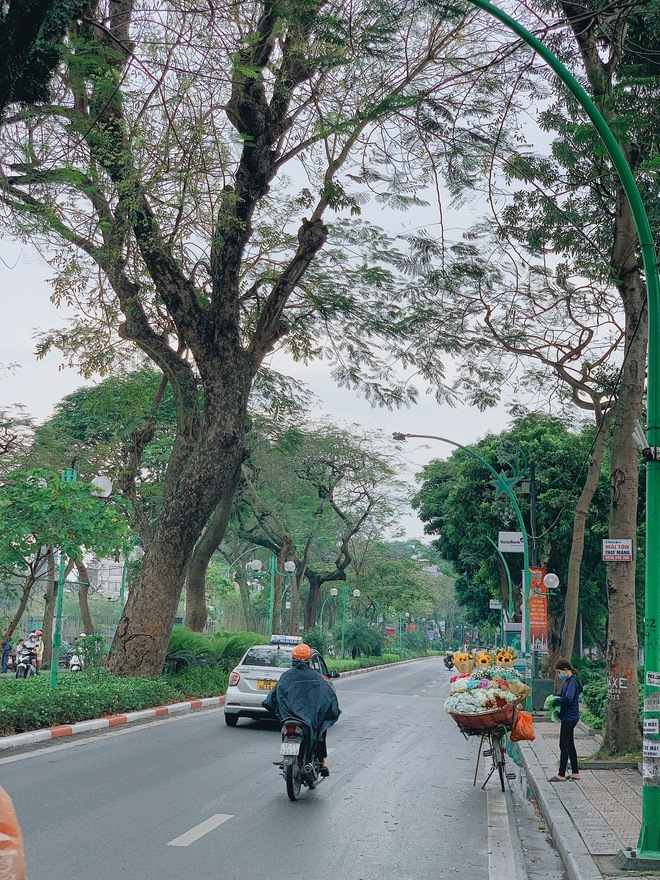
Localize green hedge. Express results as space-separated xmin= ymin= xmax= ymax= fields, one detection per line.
xmin=0 ymin=670 xmax=228 ymax=737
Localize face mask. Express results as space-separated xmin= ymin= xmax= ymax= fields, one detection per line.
xmin=558 ymin=672 xmax=568 ymax=680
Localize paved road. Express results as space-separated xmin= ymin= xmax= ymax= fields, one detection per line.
xmin=2 ymin=659 xmax=535 ymax=880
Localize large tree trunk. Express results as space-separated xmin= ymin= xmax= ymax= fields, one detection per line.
xmin=236 ymin=567 xmax=256 ymax=632
xmin=558 ymin=0 xmax=645 ymax=756
xmin=559 ymin=412 xmax=611 ymax=659
xmin=604 ymin=275 xmax=646 ymax=752
xmin=41 ymin=547 xmax=56 ymax=669
xmin=304 ymin=574 xmax=322 ymax=631
xmin=76 ymin=559 xmax=94 ymax=634
xmin=185 ymin=463 xmax=242 ymax=631
xmin=107 ymin=362 xmax=253 ymax=676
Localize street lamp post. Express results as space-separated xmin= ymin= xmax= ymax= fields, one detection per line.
xmin=50 ymin=466 xmax=113 ymax=689
xmin=394 ymin=433 xmax=532 ymax=652
xmin=245 ymin=557 xmax=296 ymax=636
xmin=319 ymin=588 xmax=339 ymax=631
xmin=485 ymin=535 xmax=514 ymax=622
xmin=340 ymin=587 xmax=361 ymax=659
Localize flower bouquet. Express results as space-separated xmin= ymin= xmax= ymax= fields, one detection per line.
xmin=495 ymin=647 xmax=517 ymax=669
xmin=452 ymin=651 xmax=475 ymax=675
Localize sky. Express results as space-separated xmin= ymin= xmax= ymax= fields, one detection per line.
xmin=1 ymin=232 xmax=514 ymax=539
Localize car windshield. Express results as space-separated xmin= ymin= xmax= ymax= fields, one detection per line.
xmin=240 ymin=647 xmax=293 ymax=668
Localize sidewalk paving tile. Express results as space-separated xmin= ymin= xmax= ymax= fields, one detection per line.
xmin=527 ymin=721 xmax=643 ymax=861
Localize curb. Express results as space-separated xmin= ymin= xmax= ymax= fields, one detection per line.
xmin=518 ymin=739 xmax=603 ymax=880
xmin=0 ymin=655 xmax=436 ymax=753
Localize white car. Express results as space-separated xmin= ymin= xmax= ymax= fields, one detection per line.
xmin=224 ymin=635 xmax=339 ymax=727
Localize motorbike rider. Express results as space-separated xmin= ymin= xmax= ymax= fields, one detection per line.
xmin=33 ymin=630 xmax=44 ymax=674
xmin=262 ymin=643 xmax=340 ymax=777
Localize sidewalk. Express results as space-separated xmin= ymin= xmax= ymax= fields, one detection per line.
xmin=517 ymin=719 xmax=648 ymax=880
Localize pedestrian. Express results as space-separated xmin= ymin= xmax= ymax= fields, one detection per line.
xmin=1 ymin=638 xmax=11 ymax=673
xmin=548 ymin=659 xmax=582 ymax=782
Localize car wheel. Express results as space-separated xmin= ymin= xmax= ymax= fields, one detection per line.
xmin=224 ymin=713 xmax=239 ymax=727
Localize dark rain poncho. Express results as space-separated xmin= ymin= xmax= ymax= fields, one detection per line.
xmin=262 ymin=660 xmax=341 ymax=746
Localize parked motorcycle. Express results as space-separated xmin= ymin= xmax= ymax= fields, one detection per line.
xmin=15 ymin=646 xmax=37 ymax=679
xmin=277 ymin=717 xmax=325 ymax=801
xmin=443 ymin=652 xmax=455 ymax=670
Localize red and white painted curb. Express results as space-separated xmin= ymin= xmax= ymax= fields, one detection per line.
xmin=0 ymin=656 xmax=435 ymax=753
xmin=0 ymin=696 xmax=226 ymax=752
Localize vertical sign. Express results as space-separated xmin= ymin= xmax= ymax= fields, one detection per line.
xmin=529 ymin=566 xmax=548 ymax=653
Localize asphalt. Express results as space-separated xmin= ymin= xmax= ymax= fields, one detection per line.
xmin=2 ymin=659 xmax=654 ymax=880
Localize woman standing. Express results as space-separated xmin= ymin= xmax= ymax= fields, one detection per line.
xmin=549 ymin=659 xmax=582 ymax=782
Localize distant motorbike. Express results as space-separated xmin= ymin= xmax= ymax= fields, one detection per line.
xmin=277 ymin=717 xmax=326 ymax=801
xmin=67 ymin=648 xmax=84 ymax=673
xmin=443 ymin=653 xmax=454 ymax=670
xmin=15 ymin=646 xmax=37 ymax=679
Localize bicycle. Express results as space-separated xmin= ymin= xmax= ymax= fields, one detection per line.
xmin=450 ymin=703 xmax=518 ymax=791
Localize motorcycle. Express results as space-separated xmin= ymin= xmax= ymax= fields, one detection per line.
xmin=15 ymin=646 xmax=37 ymax=679
xmin=277 ymin=717 xmax=325 ymax=801
xmin=443 ymin=653 xmax=454 ymax=670
xmin=67 ymin=648 xmax=84 ymax=673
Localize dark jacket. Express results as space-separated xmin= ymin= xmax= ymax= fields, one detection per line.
xmin=262 ymin=660 xmax=341 ymax=745
xmin=556 ymin=675 xmax=580 ymax=722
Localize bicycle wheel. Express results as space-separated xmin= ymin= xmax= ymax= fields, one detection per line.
xmin=491 ymin=733 xmax=506 ymax=792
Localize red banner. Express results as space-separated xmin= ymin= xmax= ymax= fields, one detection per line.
xmin=529 ymin=567 xmax=549 ymax=652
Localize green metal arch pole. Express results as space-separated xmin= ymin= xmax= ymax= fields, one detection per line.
xmin=486 ymin=535 xmax=514 ymax=621
xmin=395 ymin=433 xmax=532 ymax=650
xmin=449 ymin=0 xmax=660 ymax=859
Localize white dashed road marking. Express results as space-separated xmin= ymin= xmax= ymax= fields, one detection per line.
xmin=167 ymin=814 xmax=234 ymax=847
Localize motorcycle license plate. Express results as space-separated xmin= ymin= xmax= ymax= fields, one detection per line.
xmin=257 ymin=680 xmax=276 ymax=690
xmin=281 ymin=742 xmax=300 ymax=756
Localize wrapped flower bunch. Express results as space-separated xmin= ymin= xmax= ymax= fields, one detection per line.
xmin=495 ymin=647 xmax=517 ymax=668
xmin=444 ymin=664 xmax=530 ymax=715
xmin=452 ymin=651 xmax=475 ymax=674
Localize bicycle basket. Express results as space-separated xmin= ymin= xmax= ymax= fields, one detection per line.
xmin=450 ymin=702 xmax=518 ymax=733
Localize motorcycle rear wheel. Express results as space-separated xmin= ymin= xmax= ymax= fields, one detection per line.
xmin=16 ymin=666 xmax=27 ymax=679
xmin=285 ymin=759 xmax=302 ymax=801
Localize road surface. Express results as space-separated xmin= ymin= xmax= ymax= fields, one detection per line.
xmin=1 ymin=658 xmax=562 ymax=880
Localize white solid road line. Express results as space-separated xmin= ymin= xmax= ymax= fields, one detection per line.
xmin=167 ymin=814 xmax=234 ymax=847
xmin=487 ymin=790 xmax=518 ymax=880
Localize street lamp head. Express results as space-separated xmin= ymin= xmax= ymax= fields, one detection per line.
xmin=247 ymin=559 xmax=263 ymax=572
xmin=352 ymin=589 xmax=361 ymax=598
xmin=330 ymin=588 xmax=339 ymax=597
xmin=405 ymin=612 xmax=410 ymax=618
xmin=392 ymin=432 xmax=408 ymax=442
xmin=91 ymin=475 xmax=113 ymax=498
xmin=284 ymin=561 xmax=296 ymax=573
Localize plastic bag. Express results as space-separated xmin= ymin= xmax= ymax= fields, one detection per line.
xmin=510 ymin=709 xmax=535 ymax=742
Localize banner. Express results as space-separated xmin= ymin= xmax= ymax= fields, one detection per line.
xmin=529 ymin=566 xmax=548 ymax=652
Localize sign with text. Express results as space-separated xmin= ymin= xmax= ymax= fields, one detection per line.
xmin=647 ymin=671 xmax=660 ymax=688
xmin=490 ymin=599 xmax=502 ymax=610
xmin=498 ymin=531 xmax=524 ymax=553
xmin=529 ymin=566 xmax=548 ymax=652
xmin=602 ymin=539 xmax=633 ymax=562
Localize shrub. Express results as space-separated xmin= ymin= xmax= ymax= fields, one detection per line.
xmin=164 ymin=626 xmax=267 ymax=673
xmin=301 ymin=627 xmax=328 ymax=654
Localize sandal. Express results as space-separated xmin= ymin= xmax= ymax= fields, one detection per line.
xmin=548 ymin=775 xmax=568 ymax=782
xmin=320 ymin=767 xmax=330 ymax=778
xmin=570 ymin=774 xmax=580 ymax=780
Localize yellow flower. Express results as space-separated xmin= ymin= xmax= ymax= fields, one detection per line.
xmin=476 ymin=653 xmax=493 ymax=665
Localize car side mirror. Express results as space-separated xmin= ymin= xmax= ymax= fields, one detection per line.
xmin=330 ymin=670 xmax=340 ymax=679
